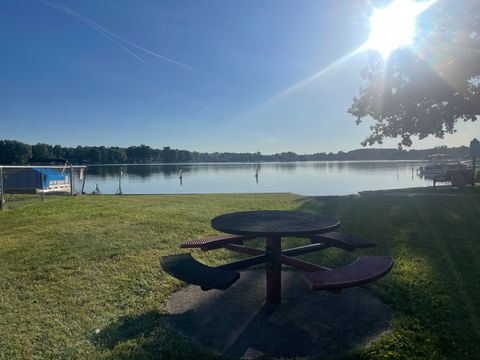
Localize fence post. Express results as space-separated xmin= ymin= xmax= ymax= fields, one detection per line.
xmin=40 ymin=168 xmax=45 ymax=202
xmin=70 ymin=165 xmax=74 ymax=196
xmin=0 ymin=166 xmax=4 ymax=211
xmin=473 ymin=156 xmax=477 ymax=187
xmin=80 ymin=167 xmax=87 ymax=195
xmin=470 ymin=139 xmax=479 ymax=187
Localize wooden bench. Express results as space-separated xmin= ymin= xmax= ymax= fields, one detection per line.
xmin=311 ymin=232 xmax=376 ymax=251
xmin=180 ymin=234 xmax=253 ymax=251
xmin=303 ymin=256 xmax=394 ymax=292
xmin=160 ymin=253 xmax=240 ymax=290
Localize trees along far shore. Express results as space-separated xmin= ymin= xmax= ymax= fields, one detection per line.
xmin=0 ymin=139 xmax=472 ymax=165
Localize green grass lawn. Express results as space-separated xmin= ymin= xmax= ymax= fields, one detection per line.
xmin=0 ymin=191 xmax=479 ymax=359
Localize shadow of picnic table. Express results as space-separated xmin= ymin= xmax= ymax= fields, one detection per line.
xmin=93 ymin=268 xmax=392 ymax=359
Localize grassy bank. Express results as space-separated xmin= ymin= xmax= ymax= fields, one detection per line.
xmin=0 ymin=191 xmax=479 ymax=359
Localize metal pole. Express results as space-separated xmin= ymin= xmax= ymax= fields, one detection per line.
xmin=81 ymin=167 xmax=87 ymax=195
xmin=217 ymin=253 xmax=270 ymax=271
xmin=117 ymin=170 xmax=123 ymax=195
xmin=265 ymin=236 xmax=282 ymax=304
xmin=473 ymin=156 xmax=477 ymax=187
xmin=0 ymin=165 xmax=85 ymax=169
xmin=0 ymin=166 xmax=4 ymax=211
xmin=70 ymin=165 xmax=74 ymax=195
xmin=40 ymin=168 xmax=45 ymax=202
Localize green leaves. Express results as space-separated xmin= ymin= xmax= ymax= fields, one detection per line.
xmin=350 ymin=1 xmax=480 ymax=148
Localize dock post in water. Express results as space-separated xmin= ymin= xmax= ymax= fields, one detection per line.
xmin=116 ymin=169 xmax=123 ymax=195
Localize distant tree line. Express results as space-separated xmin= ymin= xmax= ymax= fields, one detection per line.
xmin=0 ymin=139 xmax=471 ymax=165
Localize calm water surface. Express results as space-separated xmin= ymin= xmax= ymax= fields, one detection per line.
xmin=80 ymin=161 xmax=435 ymax=196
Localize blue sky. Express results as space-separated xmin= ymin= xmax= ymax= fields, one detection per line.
xmin=0 ymin=0 xmax=477 ymax=153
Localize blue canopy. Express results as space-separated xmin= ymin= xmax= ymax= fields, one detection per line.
xmin=32 ymin=168 xmax=67 ymax=188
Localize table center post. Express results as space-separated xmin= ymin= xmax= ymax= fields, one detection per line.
xmin=266 ymin=236 xmax=282 ymax=304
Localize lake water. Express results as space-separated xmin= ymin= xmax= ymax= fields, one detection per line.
xmin=80 ymin=161 xmax=435 ymax=196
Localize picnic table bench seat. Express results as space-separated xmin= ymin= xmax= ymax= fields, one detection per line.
xmin=181 ymin=234 xmax=253 ymax=251
xmin=161 ymin=253 xmax=240 ymax=290
xmin=303 ymin=256 xmax=393 ymax=292
xmin=311 ymin=232 xmax=376 ymax=251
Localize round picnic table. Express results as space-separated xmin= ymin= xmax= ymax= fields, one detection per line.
xmin=211 ymin=210 xmax=340 ymax=304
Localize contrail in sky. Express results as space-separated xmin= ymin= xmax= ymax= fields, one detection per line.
xmin=47 ymin=1 xmax=152 ymax=66
xmin=40 ymin=0 xmax=195 ymax=71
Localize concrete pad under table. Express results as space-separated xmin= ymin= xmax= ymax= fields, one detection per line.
xmin=166 ymin=268 xmax=393 ymax=359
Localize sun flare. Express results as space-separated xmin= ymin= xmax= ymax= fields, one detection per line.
xmin=363 ymin=0 xmax=436 ymax=58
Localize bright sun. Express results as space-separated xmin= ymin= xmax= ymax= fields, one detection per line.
xmin=363 ymin=0 xmax=436 ymax=58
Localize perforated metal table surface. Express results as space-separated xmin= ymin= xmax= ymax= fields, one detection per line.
xmin=211 ymin=210 xmax=340 ymax=238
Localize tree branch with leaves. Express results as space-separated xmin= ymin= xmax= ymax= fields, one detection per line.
xmin=350 ymin=0 xmax=480 ymax=148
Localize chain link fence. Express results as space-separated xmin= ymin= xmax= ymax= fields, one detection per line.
xmin=0 ymin=165 xmax=87 ymax=210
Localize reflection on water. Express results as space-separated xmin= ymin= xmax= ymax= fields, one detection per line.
xmin=81 ymin=161 xmax=432 ymax=196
